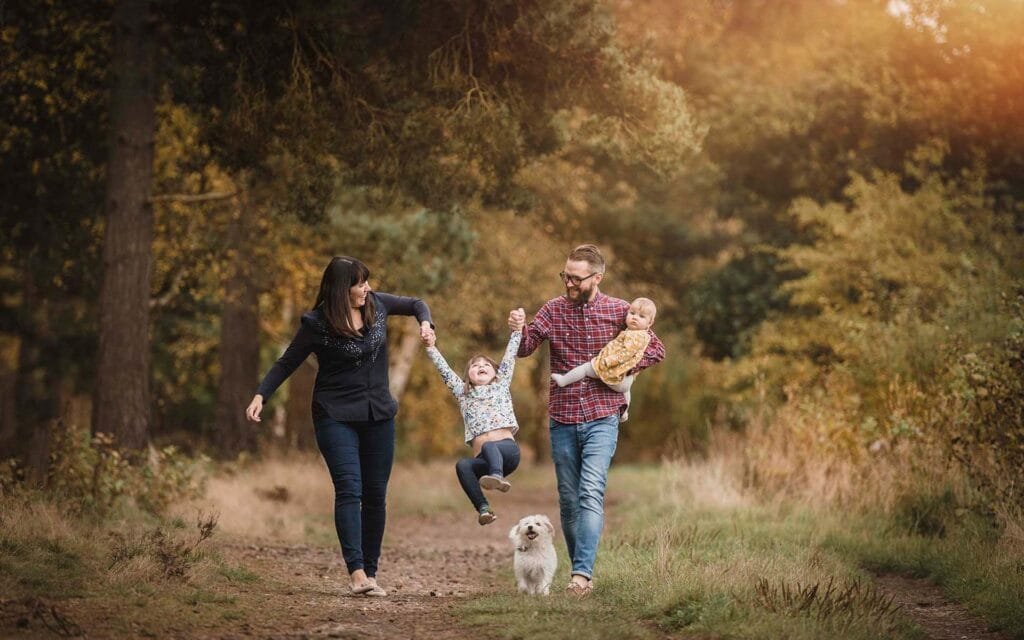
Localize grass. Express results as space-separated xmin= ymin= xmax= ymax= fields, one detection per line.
xmin=3 ymin=451 xmax=1022 ymax=638
xmin=173 ymin=454 xmax=468 ymax=545
xmin=0 ymin=489 xmax=278 ymax=637
xmin=825 ymin=513 xmax=1024 ymax=636
xmin=460 ymin=462 xmax=1024 ymax=640
xmin=0 ymin=453 xmax=474 ymax=637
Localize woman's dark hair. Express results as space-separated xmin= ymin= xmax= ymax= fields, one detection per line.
xmin=314 ymin=256 xmax=375 ymax=337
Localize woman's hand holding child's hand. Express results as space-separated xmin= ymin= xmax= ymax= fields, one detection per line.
xmin=420 ymin=321 xmax=436 ymax=347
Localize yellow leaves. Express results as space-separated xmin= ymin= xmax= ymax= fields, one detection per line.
xmin=778 ymin=162 xmax=1000 ymax=327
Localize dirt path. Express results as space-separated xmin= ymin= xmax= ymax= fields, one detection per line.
xmin=874 ymin=575 xmax=1014 ymax=640
xmin=213 ymin=481 xmax=562 ymax=640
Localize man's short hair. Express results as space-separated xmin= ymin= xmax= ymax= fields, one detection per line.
xmin=567 ymin=243 xmax=606 ymax=273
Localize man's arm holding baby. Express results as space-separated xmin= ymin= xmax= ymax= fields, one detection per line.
xmin=631 ymin=329 xmax=665 ymax=375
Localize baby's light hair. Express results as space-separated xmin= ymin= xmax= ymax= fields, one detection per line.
xmin=631 ymin=297 xmax=657 ymax=323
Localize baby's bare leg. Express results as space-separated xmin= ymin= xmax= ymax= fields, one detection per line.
xmin=551 ymin=361 xmax=596 ymax=387
xmin=609 ymin=375 xmax=635 ymax=421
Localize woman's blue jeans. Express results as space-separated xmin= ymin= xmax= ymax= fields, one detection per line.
xmin=314 ymin=416 xmax=395 ymax=577
xmin=455 ymin=438 xmax=520 ymax=512
xmin=549 ymin=415 xmax=619 ymax=581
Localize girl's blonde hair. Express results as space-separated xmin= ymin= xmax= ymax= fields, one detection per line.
xmin=463 ymin=354 xmax=499 ymax=395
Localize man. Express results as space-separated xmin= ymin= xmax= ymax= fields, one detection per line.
xmin=508 ymin=243 xmax=665 ymax=597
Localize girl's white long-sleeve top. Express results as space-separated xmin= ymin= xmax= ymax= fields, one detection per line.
xmin=426 ymin=331 xmax=521 ymax=444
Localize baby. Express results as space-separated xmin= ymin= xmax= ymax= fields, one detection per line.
xmin=551 ymin=297 xmax=656 ymax=421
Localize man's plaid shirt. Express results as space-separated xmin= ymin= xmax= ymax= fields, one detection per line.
xmin=518 ymin=291 xmax=666 ymax=424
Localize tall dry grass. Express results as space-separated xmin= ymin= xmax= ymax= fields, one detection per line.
xmin=171 ymin=454 xmax=467 ymax=544
xmin=741 ymin=412 xmax=966 ymax=513
xmin=0 ymin=494 xmax=221 ymax=602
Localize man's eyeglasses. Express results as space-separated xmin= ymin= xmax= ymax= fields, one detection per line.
xmin=559 ymin=271 xmax=599 ymax=286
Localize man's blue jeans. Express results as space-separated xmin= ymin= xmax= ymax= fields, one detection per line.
xmin=314 ymin=416 xmax=395 ymax=577
xmin=549 ymin=414 xmax=619 ymax=580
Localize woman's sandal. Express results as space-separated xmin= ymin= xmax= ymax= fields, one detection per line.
xmin=350 ymin=583 xmax=374 ymax=595
xmin=364 ymin=578 xmax=387 ymax=597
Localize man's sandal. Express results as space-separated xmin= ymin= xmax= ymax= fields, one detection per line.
xmin=565 ymin=581 xmax=593 ymax=598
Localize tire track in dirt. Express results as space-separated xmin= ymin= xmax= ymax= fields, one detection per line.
xmin=873 ymin=574 xmax=1014 ymax=640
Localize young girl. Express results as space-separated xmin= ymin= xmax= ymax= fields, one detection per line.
xmin=423 ymin=329 xmax=522 ymax=525
xmin=550 ymin=297 xmax=656 ymax=421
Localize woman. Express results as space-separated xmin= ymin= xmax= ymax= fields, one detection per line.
xmin=245 ymin=256 xmax=434 ymax=597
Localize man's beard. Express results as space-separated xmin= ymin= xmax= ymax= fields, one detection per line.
xmin=565 ymin=285 xmax=594 ymax=306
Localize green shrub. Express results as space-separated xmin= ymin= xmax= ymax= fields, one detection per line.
xmin=947 ymin=291 xmax=1024 ymax=515
xmin=46 ymin=423 xmax=209 ymax=515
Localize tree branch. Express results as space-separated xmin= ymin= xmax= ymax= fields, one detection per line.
xmin=150 ymin=191 xmax=238 ymax=204
xmin=149 ymin=265 xmax=187 ymax=310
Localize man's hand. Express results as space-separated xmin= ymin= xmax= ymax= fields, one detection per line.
xmin=508 ymin=307 xmax=526 ymax=331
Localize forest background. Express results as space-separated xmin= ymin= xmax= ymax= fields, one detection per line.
xmin=2 ymin=0 xmax=1023 ymax=575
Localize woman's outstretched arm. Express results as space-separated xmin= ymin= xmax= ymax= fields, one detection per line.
xmin=247 ymin=322 xmax=316 ymax=421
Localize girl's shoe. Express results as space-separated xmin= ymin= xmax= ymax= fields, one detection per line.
xmin=480 ymin=475 xmax=511 ymax=492
xmin=478 ymin=508 xmax=498 ymax=525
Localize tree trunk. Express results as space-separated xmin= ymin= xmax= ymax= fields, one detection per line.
xmin=14 ymin=273 xmax=59 ymax=481
xmin=0 ymin=335 xmax=19 ymax=457
xmin=388 ymin=326 xmax=422 ymax=400
xmin=214 ymin=188 xmax=260 ymax=457
xmin=17 ymin=335 xmax=57 ymax=486
xmin=284 ymin=358 xmax=317 ymax=451
xmin=93 ymin=0 xmax=156 ymax=451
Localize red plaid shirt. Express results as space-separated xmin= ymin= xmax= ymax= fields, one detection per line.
xmin=518 ymin=292 xmax=666 ymax=424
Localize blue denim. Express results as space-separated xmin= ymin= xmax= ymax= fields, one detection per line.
xmin=314 ymin=416 xmax=395 ymax=577
xmin=455 ymin=438 xmax=521 ymax=512
xmin=549 ymin=415 xmax=619 ymax=580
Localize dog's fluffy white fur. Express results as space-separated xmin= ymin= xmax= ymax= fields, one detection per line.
xmin=508 ymin=514 xmax=557 ymax=595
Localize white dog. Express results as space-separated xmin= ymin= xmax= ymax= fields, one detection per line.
xmin=508 ymin=514 xmax=557 ymax=595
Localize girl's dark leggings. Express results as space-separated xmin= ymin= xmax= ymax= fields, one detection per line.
xmin=455 ymin=437 xmax=520 ymax=512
